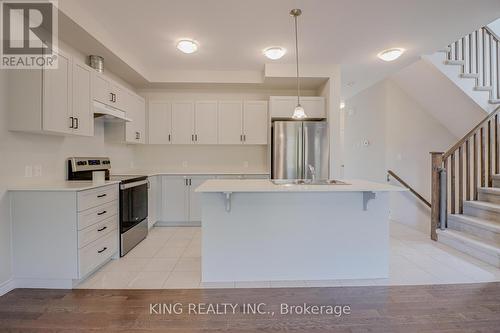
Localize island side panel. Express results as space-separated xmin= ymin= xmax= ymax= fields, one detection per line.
xmin=201 ymin=191 xmax=389 ymax=282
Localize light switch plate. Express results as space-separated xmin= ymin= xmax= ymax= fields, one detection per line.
xmin=24 ymin=165 xmax=33 ymax=178
xmin=34 ymin=165 xmax=42 ymax=177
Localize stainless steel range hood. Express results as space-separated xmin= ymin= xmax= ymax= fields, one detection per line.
xmin=93 ymin=101 xmax=131 ymax=122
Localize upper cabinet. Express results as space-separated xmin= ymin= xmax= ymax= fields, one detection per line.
xmin=269 ymin=96 xmax=325 ymax=119
xmin=126 ymin=93 xmax=146 ymax=144
xmin=171 ymin=101 xmax=195 ymax=144
xmin=148 ymin=101 xmax=172 ymax=144
xmin=218 ymin=101 xmax=243 ymax=144
xmin=72 ymin=60 xmax=93 ymax=136
xmin=8 ymin=50 xmax=93 ymax=136
xmin=243 ymin=101 xmax=268 ymax=144
xmin=147 ymin=100 xmax=222 ymax=145
xmin=194 ymin=101 xmax=218 ymax=144
xmin=218 ymin=100 xmax=268 ymax=144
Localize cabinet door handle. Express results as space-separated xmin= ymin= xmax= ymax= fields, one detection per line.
xmin=185 ymin=179 xmax=188 ymax=186
xmin=97 ymin=226 xmax=107 ymax=232
xmin=195 ymin=134 xmax=198 ymax=142
xmin=69 ymin=117 xmax=74 ymax=129
xmin=109 ymin=93 xmax=114 ymax=103
xmin=189 ymin=179 xmax=192 ymax=186
xmin=244 ymin=134 xmax=246 ymax=142
xmin=168 ymin=134 xmax=171 ymax=142
xmin=97 ymin=247 xmax=107 ymax=254
xmin=97 ymin=194 xmax=107 ymax=198
xmin=74 ymin=117 xmax=79 ymax=129
xmin=191 ymin=134 xmax=194 ymax=142
xmin=240 ymin=134 xmax=243 ymax=142
xmin=97 ymin=210 xmax=107 ymax=216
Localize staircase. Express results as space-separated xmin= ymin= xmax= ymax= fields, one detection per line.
xmin=429 ymin=23 xmax=500 ymax=268
xmin=431 ymin=104 xmax=500 ymax=267
xmin=424 ymin=25 xmax=500 ymax=113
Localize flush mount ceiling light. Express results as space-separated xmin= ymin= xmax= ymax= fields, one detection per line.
xmin=177 ymin=39 xmax=198 ymax=54
xmin=263 ymin=47 xmax=286 ymax=60
xmin=290 ymin=8 xmax=307 ymax=120
xmin=377 ymin=48 xmax=405 ymax=62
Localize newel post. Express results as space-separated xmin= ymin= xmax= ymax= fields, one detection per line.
xmin=430 ymin=152 xmax=444 ymax=241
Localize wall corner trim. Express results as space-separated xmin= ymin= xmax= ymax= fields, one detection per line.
xmin=0 ymin=278 xmax=16 ymax=296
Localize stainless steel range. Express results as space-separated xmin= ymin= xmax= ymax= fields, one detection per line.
xmin=67 ymin=157 xmax=148 ymax=257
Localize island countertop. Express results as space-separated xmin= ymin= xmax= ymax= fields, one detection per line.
xmin=195 ymin=179 xmax=407 ymax=193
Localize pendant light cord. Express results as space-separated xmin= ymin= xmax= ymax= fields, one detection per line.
xmin=294 ymin=14 xmax=301 ymax=106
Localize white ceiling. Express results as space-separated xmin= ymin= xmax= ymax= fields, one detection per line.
xmin=59 ymin=0 xmax=500 ymax=97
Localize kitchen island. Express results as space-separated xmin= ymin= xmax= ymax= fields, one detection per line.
xmin=196 ymin=179 xmax=406 ymax=282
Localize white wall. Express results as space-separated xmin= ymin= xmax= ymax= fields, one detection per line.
xmin=344 ymin=79 xmax=457 ymax=233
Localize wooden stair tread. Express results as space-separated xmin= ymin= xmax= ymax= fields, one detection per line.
xmin=478 ymin=187 xmax=500 ymax=195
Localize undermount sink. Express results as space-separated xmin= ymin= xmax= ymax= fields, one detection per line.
xmin=271 ymin=179 xmax=350 ymax=185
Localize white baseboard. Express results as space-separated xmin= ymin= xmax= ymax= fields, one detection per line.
xmin=15 ymin=278 xmax=73 ymax=289
xmin=0 ymin=278 xmax=16 ymax=296
xmin=155 ymin=221 xmax=201 ymax=227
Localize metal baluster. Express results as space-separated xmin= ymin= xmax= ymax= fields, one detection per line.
xmin=497 ymin=39 xmax=499 ymax=99
xmin=490 ymin=33 xmax=493 ymax=90
xmin=483 ymin=28 xmax=487 ymax=87
xmin=462 ymin=37 xmax=466 ymax=63
xmin=468 ymin=33 xmax=473 ymax=74
xmin=476 ymin=30 xmax=480 ymax=82
xmin=455 ymin=40 xmax=459 ymax=61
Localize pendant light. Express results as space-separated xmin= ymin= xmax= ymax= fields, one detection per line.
xmin=290 ymin=8 xmax=306 ymax=119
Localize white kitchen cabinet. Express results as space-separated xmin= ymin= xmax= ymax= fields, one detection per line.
xmin=147 ymin=176 xmax=159 ymax=229
xmin=269 ymin=96 xmax=325 ymax=119
xmin=160 ymin=176 xmax=189 ymax=223
xmin=194 ymin=101 xmax=218 ymax=144
xmin=10 ymin=184 xmax=119 ymax=287
xmin=92 ymin=73 xmax=112 ymax=105
xmin=72 ymin=60 xmax=93 ymax=136
xmin=188 ymin=176 xmax=214 ymax=221
xmin=126 ymin=94 xmax=146 ymax=144
xmin=107 ymin=93 xmax=146 ymax=144
xmin=8 ymin=50 xmax=94 ymax=136
xmin=218 ymin=101 xmax=243 ymax=144
xmin=42 ymin=50 xmax=72 ymax=134
xmin=171 ymin=101 xmax=195 ymax=144
xmin=148 ymin=101 xmax=172 ymax=144
xmin=243 ymin=101 xmax=268 ymax=144
xmin=92 ymin=72 xmax=127 ymax=112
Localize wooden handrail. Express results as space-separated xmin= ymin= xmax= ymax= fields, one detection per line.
xmin=387 ymin=170 xmax=431 ymax=208
xmin=443 ymin=106 xmax=500 ymax=159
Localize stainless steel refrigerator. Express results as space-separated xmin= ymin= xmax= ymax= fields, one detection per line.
xmin=272 ymin=121 xmax=329 ymax=180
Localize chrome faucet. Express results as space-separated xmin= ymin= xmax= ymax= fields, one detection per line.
xmin=308 ymin=164 xmax=316 ymax=181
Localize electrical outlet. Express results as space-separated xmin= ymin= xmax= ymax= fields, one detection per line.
xmin=182 ymin=161 xmax=188 ymax=167
xmin=24 ymin=165 xmax=33 ymax=178
xmin=33 ymin=165 xmax=42 ymax=177
xmin=243 ymin=161 xmax=249 ymax=168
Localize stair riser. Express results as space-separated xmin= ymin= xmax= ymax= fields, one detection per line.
xmin=494 ymin=179 xmax=500 ymax=188
xmin=463 ymin=206 xmax=500 ymax=220
xmin=448 ymin=219 xmax=500 ymax=244
xmin=478 ymin=192 xmax=500 ymax=204
xmin=438 ymin=233 xmax=500 ymax=267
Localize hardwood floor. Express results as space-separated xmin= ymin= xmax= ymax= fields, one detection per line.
xmin=1 ymin=283 xmax=500 ymax=332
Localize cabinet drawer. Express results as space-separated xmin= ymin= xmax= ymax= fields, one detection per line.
xmin=77 ymin=185 xmax=118 ymax=212
xmin=78 ymin=215 xmax=118 ymax=249
xmin=79 ymin=231 xmax=118 ymax=278
xmin=78 ymin=200 xmax=118 ymax=230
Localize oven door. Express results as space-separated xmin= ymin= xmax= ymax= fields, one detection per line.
xmin=120 ymin=179 xmax=148 ymax=233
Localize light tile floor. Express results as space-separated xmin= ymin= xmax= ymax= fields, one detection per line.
xmin=77 ymin=222 xmax=500 ymax=289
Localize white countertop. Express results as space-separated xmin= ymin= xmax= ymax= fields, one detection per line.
xmin=195 ymin=179 xmax=407 ymax=193
xmin=8 ymin=180 xmax=121 ymax=192
xmin=112 ymin=169 xmax=270 ymax=177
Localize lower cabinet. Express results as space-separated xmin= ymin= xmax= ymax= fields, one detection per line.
xmin=157 ymin=174 xmax=269 ymax=225
xmin=159 ymin=175 xmax=214 ymax=225
xmin=147 ymin=176 xmax=160 ymax=229
xmin=10 ymin=184 xmax=119 ymax=287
